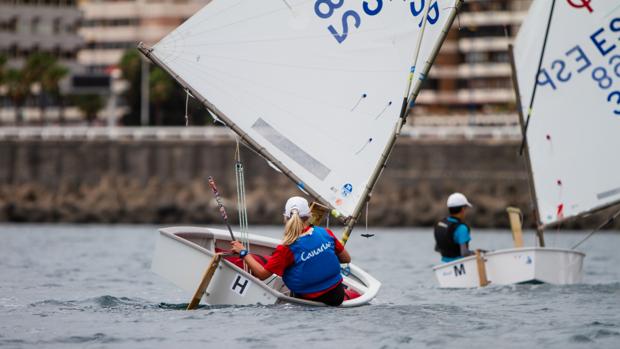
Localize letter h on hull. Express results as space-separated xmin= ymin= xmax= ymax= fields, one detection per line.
xmin=231 ymin=274 xmax=250 ymax=296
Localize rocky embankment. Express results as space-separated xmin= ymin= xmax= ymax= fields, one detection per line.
xmin=0 ymin=137 xmax=618 ymax=229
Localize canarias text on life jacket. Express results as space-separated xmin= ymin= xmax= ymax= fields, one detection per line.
xmin=300 ymin=241 xmax=333 ymax=261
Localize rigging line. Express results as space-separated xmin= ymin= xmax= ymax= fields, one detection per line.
xmin=234 ymin=136 xmax=250 ymax=254
xmin=355 ymin=138 xmax=373 ymax=155
xmin=365 ymin=201 xmax=369 ymax=236
xmin=375 ymin=101 xmax=393 ymax=119
xmin=399 ymin=0 xmax=432 ymax=120
xmin=184 ymin=89 xmax=190 ymax=126
xmin=571 ymin=207 xmax=620 ymax=250
xmin=281 ymin=0 xmax=293 ymax=11
xmin=350 ymin=94 xmax=367 ymax=111
xmin=605 ymin=2 xmax=620 ymax=18
xmin=326 ymin=207 xmax=330 ymax=229
xmin=518 ymin=0 xmax=557 ymax=156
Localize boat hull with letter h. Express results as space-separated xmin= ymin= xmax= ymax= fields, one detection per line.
xmin=152 ymin=227 xmax=380 ymax=307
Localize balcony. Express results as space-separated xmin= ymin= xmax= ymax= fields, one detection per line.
xmin=417 ymin=88 xmax=515 ymax=105
xmin=458 ymin=11 xmax=527 ymax=27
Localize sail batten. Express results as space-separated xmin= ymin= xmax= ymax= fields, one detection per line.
xmin=514 ymin=1 xmax=620 ymax=227
xmin=142 ymin=0 xmax=461 ymax=219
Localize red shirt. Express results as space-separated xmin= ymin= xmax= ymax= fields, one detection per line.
xmin=264 ymin=226 xmax=345 ymax=298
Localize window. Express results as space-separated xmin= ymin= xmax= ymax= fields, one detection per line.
xmin=30 ymin=17 xmax=40 ymax=34
xmin=53 ymin=18 xmax=61 ymax=34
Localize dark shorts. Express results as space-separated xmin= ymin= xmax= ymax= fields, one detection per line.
xmin=310 ymin=283 xmax=345 ymax=307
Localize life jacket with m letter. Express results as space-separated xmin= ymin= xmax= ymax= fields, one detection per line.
xmin=283 ymin=226 xmax=342 ymax=295
xmin=434 ymin=217 xmax=469 ymax=259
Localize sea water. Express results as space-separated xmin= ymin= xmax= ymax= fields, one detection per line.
xmin=0 ymin=224 xmax=619 ymax=349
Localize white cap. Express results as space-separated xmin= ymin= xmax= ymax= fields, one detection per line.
xmin=283 ymin=196 xmax=311 ymax=219
xmin=447 ymin=193 xmax=472 ymax=208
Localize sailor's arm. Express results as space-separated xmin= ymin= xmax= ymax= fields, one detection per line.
xmin=337 ymin=249 xmax=351 ymax=263
xmin=460 ymin=244 xmax=475 ymax=257
xmin=230 ymin=241 xmax=273 ymax=280
xmin=455 ymin=224 xmax=474 ymax=257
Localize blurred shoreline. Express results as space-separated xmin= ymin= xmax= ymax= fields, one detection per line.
xmin=1 ymin=128 xmax=618 ymax=229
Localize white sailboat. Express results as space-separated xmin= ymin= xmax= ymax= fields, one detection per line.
xmin=434 ymin=0 xmax=620 ymax=288
xmin=140 ymin=0 xmax=462 ymax=306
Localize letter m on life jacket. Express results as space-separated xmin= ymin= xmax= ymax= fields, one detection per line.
xmin=453 ymin=263 xmax=466 ymax=277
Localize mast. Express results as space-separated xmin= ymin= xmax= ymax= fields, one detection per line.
xmin=340 ymin=0 xmax=464 ymax=245
xmin=508 ymin=44 xmax=545 ymax=247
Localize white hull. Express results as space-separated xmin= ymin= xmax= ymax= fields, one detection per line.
xmin=433 ymin=247 xmax=585 ymax=288
xmin=152 ymin=227 xmax=381 ymax=307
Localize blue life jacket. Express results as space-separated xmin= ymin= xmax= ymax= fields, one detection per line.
xmin=282 ymin=226 xmax=343 ymax=295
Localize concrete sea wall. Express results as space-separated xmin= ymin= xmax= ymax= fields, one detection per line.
xmin=1 ymin=136 xmax=618 ymax=229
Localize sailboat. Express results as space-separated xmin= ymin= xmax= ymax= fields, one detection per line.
xmin=433 ymin=0 xmax=620 ymax=288
xmin=140 ymin=0 xmax=463 ymax=306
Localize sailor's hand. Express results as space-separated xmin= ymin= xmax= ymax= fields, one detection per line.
xmin=230 ymin=240 xmax=244 ymax=254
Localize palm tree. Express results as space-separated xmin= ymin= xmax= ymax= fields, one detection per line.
xmin=0 ymin=54 xmax=6 ymax=84
xmin=23 ymin=53 xmax=68 ymax=124
xmin=119 ymin=50 xmax=142 ymax=125
xmin=72 ymin=94 xmax=104 ymax=125
xmin=5 ymin=68 xmax=29 ymax=124
xmin=149 ymin=67 xmax=173 ymax=125
xmin=40 ymin=63 xmax=69 ymax=124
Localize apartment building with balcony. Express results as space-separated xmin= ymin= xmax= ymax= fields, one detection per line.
xmin=412 ymin=0 xmax=532 ymax=127
xmin=78 ymin=0 xmax=210 ymax=73
xmin=0 ymin=0 xmax=85 ymax=124
xmin=0 ymin=0 xmax=83 ymax=70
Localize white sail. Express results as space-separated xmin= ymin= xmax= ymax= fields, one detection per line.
xmin=147 ymin=0 xmax=459 ymax=218
xmin=514 ymin=1 xmax=620 ymax=226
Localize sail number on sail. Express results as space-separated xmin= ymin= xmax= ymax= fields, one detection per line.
xmin=535 ymin=16 xmax=620 ymax=116
xmin=314 ymin=0 xmax=441 ymax=44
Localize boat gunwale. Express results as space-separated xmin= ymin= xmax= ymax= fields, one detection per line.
xmin=431 ymin=246 xmax=586 ymax=271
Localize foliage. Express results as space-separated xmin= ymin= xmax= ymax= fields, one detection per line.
xmin=118 ymin=49 xmax=212 ymax=126
xmin=4 ymin=68 xmax=29 ymax=123
xmin=0 ymin=54 xmax=6 ymax=84
xmin=71 ymin=94 xmax=104 ymax=125
xmin=149 ymin=67 xmax=174 ymax=125
xmin=1 ymin=53 xmax=69 ymax=124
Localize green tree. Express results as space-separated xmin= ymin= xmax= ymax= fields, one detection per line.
xmin=0 ymin=55 xmax=6 ymax=84
xmin=41 ymin=63 xmax=69 ymax=124
xmin=118 ymin=50 xmax=142 ymax=125
xmin=117 ymin=49 xmax=211 ymax=126
xmin=5 ymin=68 xmax=29 ymax=124
xmin=149 ymin=67 xmax=173 ymax=125
xmin=72 ymin=94 xmax=104 ymax=125
xmin=23 ymin=53 xmax=69 ymax=124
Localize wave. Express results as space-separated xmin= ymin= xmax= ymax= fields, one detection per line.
xmin=30 ymin=295 xmax=155 ymax=311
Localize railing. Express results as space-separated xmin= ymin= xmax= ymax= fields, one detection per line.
xmin=0 ymin=126 xmax=232 ymax=141
xmin=0 ymin=125 xmax=521 ymax=141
